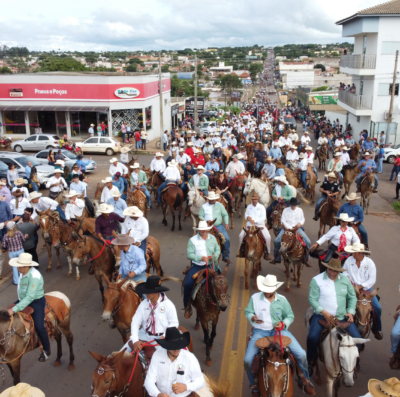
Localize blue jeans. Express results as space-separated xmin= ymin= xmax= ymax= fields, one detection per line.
xmin=121 ymin=176 xmax=128 ymax=193
xmin=312 ymin=166 xmax=318 ymax=179
xmin=181 ymin=182 xmax=188 ymax=191
xmin=122 ymin=133 xmax=126 ymax=143
xmin=163 ymin=142 xmax=167 ymax=151
xmin=356 ymin=174 xmax=378 ymax=189
xmin=315 ymin=194 xmax=327 ymax=216
xmin=358 ymin=223 xmax=368 ymax=244
xmin=301 ymin=170 xmax=307 ymax=190
xmin=215 ymin=224 xmax=230 ymax=260
xmin=244 ymin=328 xmax=309 ymax=387
xmin=55 ymin=205 xmax=66 ymax=222
xmin=184 ymin=263 xmax=210 ymax=308
xmin=391 ymin=316 xmax=400 ymax=354
xmin=273 ymin=227 xmax=310 ymax=262
xmin=30 ymin=180 xmax=39 ymax=192
xmin=136 ymin=140 xmax=141 ymax=149
xmin=239 ymin=159 xmax=246 ymax=167
xmin=367 ymin=288 xmax=382 ymax=332
xmin=390 ymin=165 xmax=400 ymax=181
xmin=157 ymin=181 xmax=177 ymax=204
xmin=10 ymin=249 xmax=24 ymax=284
xmin=255 ymin=161 xmax=263 ymax=172
xmin=307 ymin=314 xmax=361 ymax=364
xmin=201 ymin=189 xmax=208 ymax=196
xmin=377 ymin=157 xmax=383 ymax=173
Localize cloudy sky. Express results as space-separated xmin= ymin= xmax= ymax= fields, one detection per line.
xmin=0 ymin=0 xmax=382 ymax=51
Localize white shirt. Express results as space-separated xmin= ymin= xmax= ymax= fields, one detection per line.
xmin=65 ymin=199 xmax=85 ymax=220
xmin=176 ymin=153 xmax=191 ymax=165
xmin=343 ymin=256 xmax=376 ymax=290
xmin=306 ymin=152 xmax=314 ymax=165
xmin=12 ymin=186 xmax=29 ymax=199
xmin=286 ymin=150 xmax=299 ymax=162
xmin=163 ymin=166 xmax=181 ymax=181
xmin=121 ymin=216 xmax=149 ymax=242
xmin=245 ymin=203 xmax=266 ymax=227
xmin=46 ymin=176 xmax=67 ymax=192
xmin=298 ymin=158 xmax=308 ymax=171
xmin=150 ymin=158 xmax=166 ymax=173
xmin=9 ymin=197 xmax=31 ymax=215
xmin=279 ymin=137 xmax=292 ymax=147
xmin=120 ymin=153 xmax=129 ymax=163
xmin=318 ymin=137 xmax=328 ymax=146
xmin=109 ymin=162 xmax=128 ymax=176
xmin=341 ymin=152 xmax=350 ymax=166
xmin=201 ymin=202 xmax=214 ymax=221
xmin=289 ymin=132 xmax=299 ymax=142
xmin=281 ymin=206 xmax=305 ymax=229
xmin=101 ymin=185 xmax=119 ymax=203
xmin=312 ymin=272 xmax=340 ymax=316
xmin=301 ymin=136 xmax=311 ymax=145
xmin=32 ymin=197 xmax=59 ymax=219
xmin=317 ymin=225 xmax=360 ymax=247
xmin=225 ymin=161 xmax=245 ymax=178
xmin=130 ymin=295 xmax=178 ymax=343
xmin=189 ymin=234 xmax=210 ymax=266
xmin=335 ymin=138 xmax=345 ymax=148
xmin=145 ymin=349 xmax=205 ymax=397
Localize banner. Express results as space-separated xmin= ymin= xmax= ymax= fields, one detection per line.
xmin=309 ymin=94 xmax=338 ymax=105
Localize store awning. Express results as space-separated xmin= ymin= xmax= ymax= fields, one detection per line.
xmin=0 ymin=105 xmax=109 ymax=112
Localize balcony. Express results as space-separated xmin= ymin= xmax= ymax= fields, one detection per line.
xmin=338 ymin=90 xmax=373 ymax=116
xmin=340 ymin=54 xmax=376 ymax=75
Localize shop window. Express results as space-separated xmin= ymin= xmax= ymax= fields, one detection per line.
xmin=145 ymin=106 xmax=152 ymax=130
xmin=4 ymin=111 xmax=26 ymax=135
xmin=28 ymin=111 xmax=39 ymax=135
xmin=56 ymin=111 xmax=67 ymax=136
xmin=111 ymin=109 xmax=142 ymax=136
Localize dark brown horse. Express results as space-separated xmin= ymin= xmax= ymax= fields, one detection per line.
xmin=360 ymin=171 xmax=375 ymax=214
xmin=350 ymin=144 xmax=361 ymax=161
xmin=270 ymin=201 xmax=286 ymax=237
xmin=0 ymin=293 xmax=75 ymax=385
xmin=150 ymin=172 xmax=163 ymax=201
xmin=160 ymin=184 xmax=183 ymax=231
xmin=317 ymin=195 xmax=341 ymax=238
xmin=243 ymin=226 xmax=264 ymax=290
xmin=229 ymin=173 xmax=245 ymax=217
xmin=341 ymin=162 xmax=359 ymax=199
xmin=354 ymin=286 xmax=379 ymax=339
xmin=317 ymin=145 xmax=328 ymax=170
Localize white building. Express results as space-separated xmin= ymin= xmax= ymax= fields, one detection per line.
xmin=335 ymin=0 xmax=400 ymax=143
xmin=209 ymin=62 xmax=234 ymax=74
xmin=279 ymin=62 xmax=315 ymax=89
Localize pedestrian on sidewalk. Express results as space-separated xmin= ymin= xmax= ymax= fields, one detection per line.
xmin=135 ymin=129 xmax=142 ymax=149
xmin=395 ymin=171 xmax=400 ymax=200
xmin=101 ymin=121 xmax=107 ymax=137
xmin=140 ymin=129 xmax=147 ymax=150
xmin=162 ymin=130 xmax=169 ymax=151
xmin=17 ymin=213 xmax=39 ymax=263
xmin=389 ymin=154 xmax=400 ymax=181
xmin=377 ymin=144 xmax=384 ymax=173
xmin=121 ymin=122 xmax=127 ymax=140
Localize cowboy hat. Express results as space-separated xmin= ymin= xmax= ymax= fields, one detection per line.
xmin=54 ymin=160 xmax=65 ymax=166
xmin=321 ymin=258 xmax=345 ymax=272
xmin=192 ymin=148 xmax=199 ymax=154
xmin=187 ymin=142 xmax=193 ymax=147
xmin=304 ymin=131 xmax=309 ymax=134
xmin=14 ymin=177 xmax=26 ymax=186
xmin=135 ymin=275 xmax=170 ymax=295
xmin=341 ymin=146 xmax=349 ymax=151
xmin=196 ymin=165 xmax=205 ymax=171
xmin=205 ymin=191 xmax=220 ymax=200
xmin=344 ymin=242 xmax=370 ymax=254
xmin=54 ymin=169 xmax=63 ymax=174
xmin=305 ymin=146 xmax=312 ymax=151
xmin=275 ymin=176 xmax=288 ymax=185
xmin=326 ymin=172 xmax=336 ymax=178
xmin=64 ymin=189 xmax=79 ymax=198
xmin=266 ymin=156 xmax=272 ymax=161
xmin=90 ymin=124 xmax=95 ymax=127
xmin=251 ymin=192 xmax=260 ymax=199
xmin=334 ymin=213 xmax=354 ymax=222
xmin=101 ymin=177 xmax=113 ymax=184
xmin=369 ymin=378 xmax=400 ymax=397
xmin=12 ymin=189 xmax=24 ymax=198
xmin=214 ymin=143 xmax=221 ymax=148
xmin=0 ymin=181 xmax=6 ymax=186
xmin=237 ymin=153 xmax=244 ymax=159
xmin=112 ymin=234 xmax=136 ymax=246
xmin=9 ymin=253 xmax=39 ymax=268
xmin=130 ymin=163 xmax=140 ymax=169
xmin=346 ymin=192 xmax=360 ymax=201
xmin=120 ymin=146 xmax=130 ymax=154
xmin=299 ymin=153 xmax=305 ymax=159
xmin=154 ymin=152 xmax=164 ymax=156
xmin=112 ymin=190 xmax=122 ymax=197
xmin=123 ymin=206 xmax=143 ymax=217
xmin=290 ymin=145 xmax=297 ymax=149
xmin=289 ymin=197 xmax=301 ymax=206
xmin=0 ymin=383 xmax=45 ymax=397
xmin=98 ymin=203 xmax=114 ymax=214
xmin=156 ymin=327 xmax=191 ymax=350
xmin=193 ymin=220 xmax=212 ymax=231
xmin=364 ymin=152 xmax=371 ymax=156
xmin=171 ymin=141 xmax=177 ymax=145
xmin=178 ymin=148 xmax=184 ymax=152
xmin=109 ymin=157 xmax=118 ymax=163
xmin=334 ymin=152 xmax=342 ymax=157
xmin=256 ymin=274 xmax=284 ymax=293
xmin=168 ymin=160 xmax=178 ymax=167
xmin=28 ymin=191 xmax=42 ymax=201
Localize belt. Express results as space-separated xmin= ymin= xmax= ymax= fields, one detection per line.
xmin=147 ymin=331 xmax=163 ymax=336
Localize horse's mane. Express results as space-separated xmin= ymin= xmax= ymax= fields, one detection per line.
xmin=87 ymin=234 xmax=107 ymax=245
xmin=267 ymin=342 xmax=286 ymax=354
xmin=110 ymin=351 xmax=136 ymax=360
xmin=0 ymin=310 xmax=11 ymax=321
xmin=205 ymin=375 xmax=230 ymax=397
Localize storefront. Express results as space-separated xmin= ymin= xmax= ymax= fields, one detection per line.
xmin=0 ymin=72 xmax=171 ymax=141
xmin=171 ymin=104 xmax=179 ymax=128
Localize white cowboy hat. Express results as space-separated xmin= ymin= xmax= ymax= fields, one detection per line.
xmin=275 ymin=176 xmax=288 ymax=185
xmin=205 ymin=191 xmax=220 ymax=200
xmin=187 ymin=142 xmax=193 ymax=147
xmin=0 ymin=382 xmax=45 ymax=397
xmin=346 ymin=192 xmax=360 ymax=201
xmin=237 ymin=153 xmax=244 ymax=159
xmin=90 ymin=124 xmax=95 ymax=127
xmin=193 ymin=220 xmax=212 ymax=231
xmin=221 ymin=136 xmax=227 ymax=140
xmin=14 ymin=177 xmax=27 ymax=186
xmin=344 ymin=242 xmax=370 ymax=254
xmin=109 ymin=157 xmax=118 ymax=163
xmin=64 ymin=189 xmax=79 ymax=198
xmin=214 ymin=143 xmax=222 ymax=148
xmin=290 ymin=145 xmax=297 ymax=150
xmin=120 ymin=146 xmax=130 ymax=154
xmin=171 ymin=141 xmax=177 ymax=145
xmin=154 ymin=152 xmax=164 ymax=156
xmin=305 ymin=146 xmax=312 ymax=151
xmin=341 ymin=146 xmax=349 ymax=151
xmin=196 ymin=165 xmax=205 ymax=170
xmin=192 ymin=148 xmax=199 ymax=154
xmin=364 ymin=152 xmax=371 ymax=156
xmin=54 ymin=160 xmax=65 ymax=166
xmin=256 ymin=274 xmax=284 ymax=293
xmin=28 ymin=191 xmax=42 ymax=201
xmin=101 ymin=176 xmax=113 ymax=184
xmin=326 ymin=172 xmax=336 ymax=178
xmin=123 ymin=206 xmax=143 ymax=217
xmin=304 ymin=131 xmax=309 ymax=134
xmin=112 ymin=190 xmax=122 ymax=197
xmin=168 ymin=160 xmax=178 ymax=167
xmin=334 ymin=152 xmax=342 ymax=157
xmin=178 ymin=148 xmax=184 ymax=152
xmin=334 ymin=213 xmax=354 ymax=222
xmin=9 ymin=253 xmax=39 ymax=268
xmin=98 ymin=203 xmax=114 ymax=214
xmin=130 ymin=162 xmax=140 ymax=169
xmin=0 ymin=181 xmax=6 ymax=186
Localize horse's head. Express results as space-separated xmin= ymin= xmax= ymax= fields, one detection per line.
xmin=279 ymin=227 xmax=296 ymax=255
xmin=38 ymin=209 xmax=55 ymax=238
xmin=354 ymin=286 xmax=378 ymax=336
xmin=243 ymin=226 xmax=261 ymax=256
xmin=187 ymin=185 xmax=197 ymax=206
xmin=366 ymin=171 xmax=375 ymax=188
xmin=112 ymin=244 xmax=122 ymax=268
xmin=271 ymin=204 xmax=284 ymax=236
xmin=48 ymin=219 xmax=63 ymax=248
xmin=72 ymin=235 xmax=87 ymax=266
xmin=243 ymin=177 xmax=253 ymax=196
xmin=101 ymin=274 xmax=126 ymax=321
xmin=95 ymin=183 xmax=103 ymax=199
xmin=208 ymin=266 xmax=229 ymax=311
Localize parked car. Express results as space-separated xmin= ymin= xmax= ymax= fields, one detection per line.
xmin=0 ymin=152 xmax=53 ymax=186
xmin=283 ymin=115 xmax=297 ymax=129
xmin=77 ymin=137 xmax=121 ymax=156
xmin=11 ymin=134 xmax=60 ymax=153
xmin=199 ymin=121 xmax=215 ymax=135
xmin=383 ymin=144 xmax=400 ymax=163
xmin=0 ymin=160 xmax=29 ymax=188
xmin=32 ymin=149 xmax=97 ymax=172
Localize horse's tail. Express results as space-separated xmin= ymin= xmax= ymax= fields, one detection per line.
xmin=173 ymin=193 xmax=181 ymax=210
xmin=160 ymin=275 xmax=183 ymax=283
xmin=296 ymin=188 xmax=310 ymax=205
xmin=204 ymin=375 xmax=231 ymax=397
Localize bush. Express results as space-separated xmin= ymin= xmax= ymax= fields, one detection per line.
xmin=392 ymin=201 xmax=400 ymax=214
xmin=312 ymin=86 xmax=329 ymax=92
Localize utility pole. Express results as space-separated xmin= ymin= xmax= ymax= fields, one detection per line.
xmin=194 ymin=55 xmax=198 ymax=130
xmin=386 ymin=50 xmax=399 ymax=144
xmin=158 ymin=53 xmax=164 ymax=140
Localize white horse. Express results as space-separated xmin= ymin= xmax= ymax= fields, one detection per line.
xmin=243 ymin=176 xmax=272 ymax=207
xmin=305 ymin=307 xmax=370 ymax=397
xmin=187 ymin=185 xmax=206 ymax=233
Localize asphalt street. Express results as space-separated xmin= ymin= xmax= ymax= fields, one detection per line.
xmin=0 ymin=125 xmax=400 ymax=396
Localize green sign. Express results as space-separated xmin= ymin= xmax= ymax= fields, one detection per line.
xmin=309 ymin=94 xmax=338 ymax=105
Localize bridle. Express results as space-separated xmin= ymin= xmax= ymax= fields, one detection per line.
xmin=355 ymin=298 xmax=373 ymax=336
xmin=261 ymin=348 xmax=291 ymax=397
xmin=280 ymin=230 xmax=303 ymax=261
xmin=244 ymin=228 xmax=261 ymax=262
xmin=91 ymin=363 xmax=118 ymax=397
xmin=51 ymin=221 xmax=76 ymax=247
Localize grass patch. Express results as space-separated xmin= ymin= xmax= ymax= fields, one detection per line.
xmin=392 ymin=201 xmax=400 ymax=213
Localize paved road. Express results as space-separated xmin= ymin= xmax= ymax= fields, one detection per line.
xmin=1 ymin=129 xmax=399 ymax=396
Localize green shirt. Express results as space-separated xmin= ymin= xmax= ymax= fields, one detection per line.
xmin=187 ymin=233 xmax=221 ymax=265
xmin=198 ymin=202 xmax=229 ymax=226
xmin=13 ymin=267 xmax=44 ymax=313
xmin=130 ymin=170 xmax=148 ymax=185
xmin=272 ymin=184 xmax=293 ymax=202
xmin=327 ymin=159 xmax=343 ymax=172
xmin=189 ymin=175 xmax=209 ymax=191
xmin=244 ymin=292 xmax=294 ymax=329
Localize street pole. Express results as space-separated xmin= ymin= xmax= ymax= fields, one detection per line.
xmin=159 ymin=53 xmax=164 ymax=140
xmin=194 ymin=55 xmax=198 ymax=130
xmin=386 ymin=50 xmax=399 ymax=144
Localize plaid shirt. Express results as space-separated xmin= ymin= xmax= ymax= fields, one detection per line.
xmin=2 ymin=231 xmax=26 ymax=252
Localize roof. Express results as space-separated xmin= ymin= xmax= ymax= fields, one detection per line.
xmin=337 ymin=0 xmax=400 ymax=24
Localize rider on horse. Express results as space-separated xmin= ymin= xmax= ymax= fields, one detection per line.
xmin=262 ymin=156 xmax=276 ymax=180
xmin=189 ymin=166 xmax=209 ymax=196
xmin=29 ymin=191 xmax=66 ymax=222
xmin=286 ymin=145 xmax=299 ymax=166
xmin=327 ymin=151 xmax=343 ymax=188
xmin=356 ymin=152 xmax=378 ymax=193
xmin=150 ymin=152 xmax=166 ymax=174
xmin=121 ymin=206 xmax=149 ymax=254
xmin=157 ymin=159 xmax=181 ymax=207
xmin=266 ymin=176 xmax=293 ymax=228
xmin=95 ymin=203 xmax=124 ymax=242
xmin=305 ymin=146 xmax=320 ymax=183
xmin=130 ymin=163 xmax=151 ymax=210
xmin=64 ymin=190 xmax=85 ymax=222
xmin=313 ymin=172 xmax=340 ymax=221
xmin=269 ymin=141 xmax=282 ymax=161
xmin=244 ymin=274 xmax=316 ymax=395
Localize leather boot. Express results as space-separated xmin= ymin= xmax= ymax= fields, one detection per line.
xmin=302 ymin=381 xmax=316 ymax=396
xmin=304 ymin=248 xmax=312 ymax=267
xmin=263 ymin=248 xmax=270 ymax=260
xmin=38 ymin=349 xmax=51 ymax=362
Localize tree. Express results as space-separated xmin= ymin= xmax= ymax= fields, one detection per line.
xmin=85 ymin=55 xmax=98 ymax=64
xmin=314 ymin=63 xmax=326 ymax=72
xmin=248 ymin=63 xmax=263 ymax=82
xmin=161 ymin=65 xmax=170 ymax=73
xmin=215 ymin=74 xmax=243 ymax=99
xmin=0 ymin=66 xmax=12 ymax=74
xmin=128 ymin=57 xmax=144 ymax=66
xmin=125 ymin=64 xmax=138 ymax=72
xmin=38 ymin=56 xmax=86 ymax=72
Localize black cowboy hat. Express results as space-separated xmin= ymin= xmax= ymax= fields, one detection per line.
xmin=156 ymin=327 xmax=191 ymax=350
xmin=289 ymin=197 xmax=301 ymax=206
xmin=135 ymin=276 xmax=170 ymax=295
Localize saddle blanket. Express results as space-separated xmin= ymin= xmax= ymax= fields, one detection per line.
xmin=146 ymin=242 xmax=155 ymax=262
xmin=191 ymin=279 xmax=206 ymax=301
xmin=161 ymin=183 xmax=177 ymax=194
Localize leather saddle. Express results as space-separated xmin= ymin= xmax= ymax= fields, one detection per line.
xmin=161 ymin=182 xmax=177 ymax=194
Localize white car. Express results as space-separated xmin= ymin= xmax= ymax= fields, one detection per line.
xmin=383 ymin=144 xmax=400 ymax=163
xmin=77 ymin=137 xmax=121 ymax=156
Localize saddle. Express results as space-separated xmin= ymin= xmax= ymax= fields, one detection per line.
xmin=212 ymin=226 xmax=226 ymax=245
xmin=146 ymin=242 xmax=155 ymax=263
xmin=161 ymin=182 xmax=177 ymax=194
xmin=130 ymin=188 xmax=147 ymax=199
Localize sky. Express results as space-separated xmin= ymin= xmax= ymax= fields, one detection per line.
xmin=0 ymin=0 xmax=383 ymax=52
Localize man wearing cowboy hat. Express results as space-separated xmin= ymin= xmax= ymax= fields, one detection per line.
xmin=64 ymin=190 xmax=85 ymax=222
xmin=7 ymin=253 xmax=51 ymax=362
xmin=191 ymin=148 xmax=206 ymax=168
xmin=157 ymin=159 xmax=182 ymax=207
xmin=288 ymin=129 xmax=298 ymax=142
xmin=267 ymin=176 xmax=293 ymax=227
xmin=361 ymin=377 xmax=400 ymax=397
xmin=225 ymin=154 xmax=245 ymax=179
xmin=305 ymin=146 xmax=320 ymax=183
xmin=340 ymin=146 xmax=350 ymax=167
xmin=313 ymin=171 xmax=340 ymax=221
xmin=356 ymin=152 xmax=378 ymax=193
xmin=279 ymin=130 xmax=292 ymax=148
xmin=307 ymin=258 xmax=361 ymax=372
xmin=28 ymin=191 xmax=66 ymax=222
xmin=310 ymin=212 xmax=360 ymax=264
xmin=88 ymin=123 xmax=95 ymax=137
xmin=145 ymin=327 xmax=205 ymax=397
xmin=238 ymin=192 xmax=271 ymax=260
xmin=109 ymin=158 xmax=129 ymax=193
xmin=269 ymin=141 xmax=282 ymax=161
xmin=69 ymin=173 xmax=87 ymax=197
xmin=110 ymin=172 xmax=125 ymax=199
xmin=9 ymin=189 xmax=31 ymax=220
xmin=100 ymin=176 xmax=120 ymax=203
xmin=327 ymin=151 xmax=344 ymax=188
xmin=244 ymin=274 xmax=315 ymax=395
xmin=334 ymin=134 xmax=345 ymax=148
xmin=12 ymin=177 xmax=29 ymax=199
xmin=95 ymin=204 xmax=124 ymax=242
xmin=297 ymin=152 xmax=309 ymax=191
xmin=150 ymin=152 xmax=166 ymax=174
xmin=204 ymin=156 xmax=220 ymax=178
xmin=45 ymin=169 xmax=68 ymax=200
xmin=298 ymin=131 xmax=310 ymax=153
xmin=123 ymin=276 xmax=179 ymax=353
xmin=262 ymin=156 xmax=276 ymax=179
xmin=106 ymin=190 xmax=127 ymax=218
xmin=189 ymin=166 xmax=209 ymax=196
xmin=120 ymin=145 xmax=130 ymax=164
xmin=286 ymin=145 xmax=299 ymax=166
xmin=199 ymin=191 xmax=231 ymax=264
xmin=342 ymin=242 xmax=382 ymax=339
xmin=130 ymin=163 xmax=151 ymax=209
xmin=203 ymin=140 xmax=214 ymax=156
xmin=121 ymin=206 xmax=149 ymax=253
xmin=53 ymin=159 xmax=65 ymax=173
xmin=176 ymin=148 xmax=191 ymax=166
xmin=337 ymin=192 xmax=368 ymax=246
xmin=184 ymin=220 xmax=221 ymax=317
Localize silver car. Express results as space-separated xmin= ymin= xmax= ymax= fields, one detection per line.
xmin=32 ymin=149 xmax=97 ymax=172
xmin=11 ymin=134 xmax=61 ymax=153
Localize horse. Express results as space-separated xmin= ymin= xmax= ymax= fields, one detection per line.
xmin=160 ymin=184 xmax=183 ymax=231
xmin=317 ymin=195 xmax=341 ymax=238
xmin=94 ymin=183 xmax=103 ymax=201
xmin=349 ymin=144 xmax=361 ymax=161
xmin=72 ymin=235 xmax=116 ymax=301
xmin=190 ymin=265 xmax=229 ymax=366
xmin=279 ymin=226 xmax=307 ymax=291
xmin=360 ymin=171 xmax=375 ymax=214
xmin=317 ymin=145 xmax=328 ymax=170
xmin=126 ymin=188 xmax=148 ymax=217
xmin=341 ymin=162 xmax=359 ymax=200
xmin=0 ymin=292 xmax=75 ymax=385
xmin=354 ymin=286 xmax=379 ymax=340
xmin=151 ymin=172 xmax=164 ymax=201
xmin=242 ymin=226 xmax=264 ymax=290
xmin=228 ymin=173 xmax=246 ymax=217
xmin=187 ymin=185 xmax=206 ymax=231
xmin=243 ymin=176 xmax=271 ymax=207
xmin=126 ymin=155 xmax=139 ymax=184
xmin=390 ymin=304 xmax=400 ymax=370
xmin=270 ymin=201 xmax=286 ymax=237
xmin=72 ymin=213 xmax=97 ymax=234
xmin=285 ymin=167 xmax=317 ymax=203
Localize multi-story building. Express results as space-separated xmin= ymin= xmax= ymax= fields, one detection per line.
xmin=336 ymin=0 xmax=400 ymax=143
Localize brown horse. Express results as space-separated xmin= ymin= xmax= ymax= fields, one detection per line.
xmin=72 ymin=235 xmax=116 ymax=301
xmin=285 ymin=167 xmax=317 ymax=203
xmin=160 ymin=184 xmax=183 ymax=231
xmin=270 ymin=201 xmax=286 ymax=237
xmin=317 ymin=145 xmax=328 ymax=170
xmin=279 ymin=226 xmax=307 ymax=291
xmin=317 ymin=196 xmax=341 ymax=238
xmin=354 ymin=286 xmax=379 ymax=340
xmin=94 ymin=183 xmax=103 ymax=200
xmin=243 ymin=226 xmax=264 ymax=290
xmin=229 ymin=173 xmax=245 ymax=217
xmin=350 ymin=144 xmax=361 ymax=161
xmin=72 ymin=214 xmax=97 ymax=235
xmin=341 ymin=162 xmax=359 ymax=199
xmin=190 ymin=265 xmax=229 ymax=366
xmin=150 ymin=172 xmax=164 ymax=201
xmin=0 ymin=293 xmax=75 ymax=385
xmin=126 ymin=188 xmax=148 ymax=217
xmin=359 ymin=171 xmax=375 ymax=215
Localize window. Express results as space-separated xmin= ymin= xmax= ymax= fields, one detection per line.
xmin=357 ymin=116 xmax=361 ymax=123
xmin=0 ymin=161 xmax=8 ymax=172
xmin=85 ymin=138 xmax=98 ymax=144
xmin=381 ymin=42 xmax=400 ymax=55
xmin=25 ymin=136 xmax=37 ymax=142
xmin=38 ymin=136 xmax=49 ymax=141
xmin=52 ymin=136 xmax=59 ymax=140
xmin=0 ymin=158 xmax=18 ymax=168
xmin=37 ymin=151 xmax=48 ymax=159
xmin=378 ymin=83 xmax=399 ymax=96
xmin=3 ymin=111 xmax=26 ymax=135
xmin=100 ymin=138 xmax=111 ymax=144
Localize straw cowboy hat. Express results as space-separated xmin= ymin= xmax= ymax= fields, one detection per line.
xmin=205 ymin=191 xmax=220 ymax=200
xmin=14 ymin=177 xmax=27 ymax=186
xmin=9 ymin=253 xmax=39 ymax=268
xmin=168 ymin=160 xmax=178 ymax=167
xmin=98 ymin=204 xmax=114 ymax=214
xmin=109 ymin=157 xmax=119 ymax=163
xmin=214 ymin=143 xmax=222 ymax=148
xmin=64 ymin=189 xmax=79 ymax=198
xmin=266 ymin=156 xmax=272 ymax=161
xmin=123 ymin=206 xmax=143 ymax=217
xmin=275 ymin=175 xmax=289 ymax=185
xmin=0 ymin=181 xmax=6 ymax=186
xmin=334 ymin=152 xmax=342 ymax=157
xmin=196 ymin=165 xmax=205 ymax=171
xmin=187 ymin=142 xmax=193 ymax=147
xmin=0 ymin=383 xmax=45 ymax=397
xmin=112 ymin=234 xmax=136 ymax=246
xmin=344 ymin=242 xmax=370 ymax=254
xmin=90 ymin=124 xmax=95 ymax=127
xmin=121 ymin=146 xmax=131 ymax=154
xmin=256 ymin=274 xmax=284 ymax=293
xmin=193 ymin=220 xmax=212 ymax=231
xmin=305 ymin=146 xmax=312 ymax=151
xmin=111 ymin=190 xmax=122 ymax=197
xmin=28 ymin=192 xmax=42 ymax=201
xmin=326 ymin=172 xmax=336 ymax=179
xmin=171 ymin=141 xmax=177 ymax=145
xmin=299 ymin=153 xmax=305 ymax=159
xmin=135 ymin=275 xmax=170 ymax=295
xmin=341 ymin=146 xmax=349 ymax=151
xmin=290 ymin=145 xmax=297 ymax=150
xmin=369 ymin=378 xmax=400 ymax=397
xmin=251 ymin=192 xmax=260 ymax=199
xmin=304 ymin=131 xmax=309 ymax=134
xmin=154 ymin=152 xmax=164 ymax=157
xmin=101 ymin=176 xmax=113 ymax=184
xmin=54 ymin=160 xmax=65 ymax=166
xmin=179 ymin=148 xmax=184 ymax=152
xmin=192 ymin=148 xmax=199 ymax=154
xmin=237 ymin=153 xmax=244 ymax=159
xmin=130 ymin=163 xmax=140 ymax=169
xmin=346 ymin=192 xmax=360 ymax=201
xmin=321 ymin=258 xmax=345 ymax=272
xmin=334 ymin=213 xmax=354 ymax=222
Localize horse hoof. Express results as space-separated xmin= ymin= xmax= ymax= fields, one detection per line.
xmin=67 ymin=272 xmax=72 ymax=277
xmin=56 ymin=266 xmax=62 ymax=270
xmin=194 ymin=325 xmax=200 ymax=331
xmin=297 ymin=283 xmax=301 ymax=288
xmin=46 ymin=268 xmax=52 ymax=273
xmin=76 ymin=277 xmax=81 ymax=281
xmin=54 ymin=361 xmax=61 ymax=367
xmin=285 ymin=287 xmax=290 ymax=292
xmin=68 ymin=364 xmax=75 ymax=371
xmin=205 ymin=360 xmax=212 ymax=367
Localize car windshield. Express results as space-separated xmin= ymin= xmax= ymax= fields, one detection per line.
xmin=284 ymin=117 xmax=293 ymax=122
xmin=15 ymin=156 xmax=41 ymax=167
xmin=392 ymin=144 xmax=400 ymax=150
xmin=0 ymin=161 xmax=8 ymax=171
xmin=61 ymin=151 xmax=76 ymax=159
